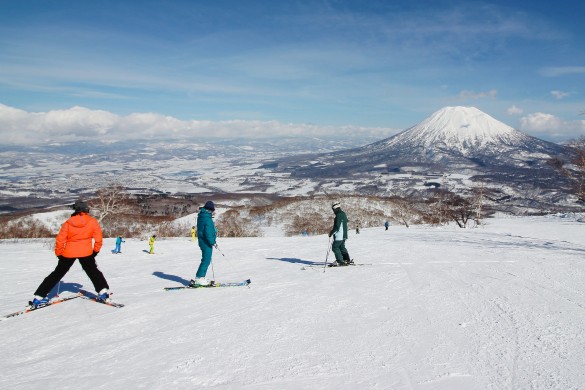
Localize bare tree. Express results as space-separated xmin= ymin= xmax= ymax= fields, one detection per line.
xmin=424 ymin=189 xmax=451 ymax=225
xmin=90 ymin=185 xmax=133 ymax=223
xmin=443 ymin=193 xmax=474 ymax=228
xmin=471 ymin=183 xmax=486 ymax=226
xmin=216 ymin=209 xmax=262 ymax=237
xmin=391 ymin=198 xmax=418 ymax=228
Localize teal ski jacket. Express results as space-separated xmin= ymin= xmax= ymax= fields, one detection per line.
xmin=197 ymin=208 xmax=217 ymax=247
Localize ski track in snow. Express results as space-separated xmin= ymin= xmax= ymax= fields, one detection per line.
xmin=0 ymin=215 xmax=584 ymax=389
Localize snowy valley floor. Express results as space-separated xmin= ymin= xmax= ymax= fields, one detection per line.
xmin=1 ymin=214 xmax=584 ymax=389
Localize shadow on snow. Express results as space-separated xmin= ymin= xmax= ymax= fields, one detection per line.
xmin=152 ymin=271 xmax=190 ymax=286
xmin=266 ymin=257 xmax=324 ymax=266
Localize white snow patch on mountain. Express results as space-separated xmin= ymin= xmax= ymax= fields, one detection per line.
xmin=382 ymin=106 xmax=527 ymax=152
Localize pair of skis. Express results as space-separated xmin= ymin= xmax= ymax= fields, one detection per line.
xmin=164 ymin=279 xmax=251 ymax=291
xmin=1 ymin=289 xmax=124 ymax=321
xmin=78 ymin=289 xmax=125 ymax=308
xmin=301 ymin=262 xmax=370 ymax=270
xmin=2 ymin=279 xmax=252 ymax=320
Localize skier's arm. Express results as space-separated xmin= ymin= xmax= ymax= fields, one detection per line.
xmin=55 ymin=222 xmax=69 ymax=256
xmin=204 ymin=219 xmax=217 ymax=246
xmin=329 ymin=215 xmax=341 ymax=237
xmin=92 ymin=219 xmax=103 ymax=253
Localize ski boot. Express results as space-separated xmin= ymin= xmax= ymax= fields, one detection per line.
xmin=29 ymin=295 xmax=49 ymax=308
xmin=189 ymin=277 xmax=211 ymax=287
xmin=97 ymin=288 xmax=111 ymax=303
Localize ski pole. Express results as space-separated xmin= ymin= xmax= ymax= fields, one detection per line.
xmin=215 ymin=243 xmax=233 ymax=266
xmin=323 ymin=236 xmax=332 ymax=272
xmin=215 ymin=243 xmax=225 ymax=257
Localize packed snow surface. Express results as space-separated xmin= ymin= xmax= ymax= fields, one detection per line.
xmin=1 ymin=214 xmax=584 ymax=389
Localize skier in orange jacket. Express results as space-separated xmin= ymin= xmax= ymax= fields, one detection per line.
xmin=30 ymin=199 xmax=111 ymax=307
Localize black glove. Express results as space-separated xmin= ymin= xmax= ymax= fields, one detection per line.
xmin=93 ymin=251 xmax=99 ymax=257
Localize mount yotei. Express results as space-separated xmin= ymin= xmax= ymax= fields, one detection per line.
xmin=270 ymin=107 xmax=575 ymax=207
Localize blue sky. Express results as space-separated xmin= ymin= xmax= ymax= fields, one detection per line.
xmin=0 ymin=0 xmax=584 ymax=145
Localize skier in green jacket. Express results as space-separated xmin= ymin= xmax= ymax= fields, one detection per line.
xmin=328 ymin=202 xmax=353 ymax=266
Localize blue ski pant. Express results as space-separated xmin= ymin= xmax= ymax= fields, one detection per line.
xmin=196 ymin=243 xmax=213 ymax=278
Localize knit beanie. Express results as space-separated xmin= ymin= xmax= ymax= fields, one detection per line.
xmin=204 ymin=201 xmax=215 ymax=211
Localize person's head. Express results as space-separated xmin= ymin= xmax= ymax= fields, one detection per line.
xmin=331 ymin=202 xmax=341 ymax=213
xmin=204 ymin=200 xmax=215 ymax=212
xmin=71 ymin=199 xmax=90 ymax=214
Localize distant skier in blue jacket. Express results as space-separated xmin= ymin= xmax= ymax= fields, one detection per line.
xmin=112 ymin=236 xmax=125 ymax=254
xmin=190 ymin=201 xmax=217 ymax=287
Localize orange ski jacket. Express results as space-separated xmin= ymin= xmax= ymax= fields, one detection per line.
xmin=55 ymin=212 xmax=103 ymax=258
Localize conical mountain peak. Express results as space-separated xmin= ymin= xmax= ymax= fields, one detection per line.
xmin=365 ymin=106 xmax=539 ymax=159
xmin=418 ymin=106 xmax=515 ymax=138
xmin=387 ymin=106 xmax=524 ymax=151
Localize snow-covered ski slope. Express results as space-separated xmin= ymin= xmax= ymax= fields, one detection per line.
xmin=1 ymin=214 xmax=584 ymax=389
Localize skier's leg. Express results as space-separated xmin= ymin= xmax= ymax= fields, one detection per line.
xmin=34 ymin=257 xmax=75 ymax=297
xmin=196 ymin=244 xmax=213 ymax=278
xmin=340 ymin=240 xmax=350 ymax=261
xmin=331 ymin=240 xmax=344 ymax=262
xmin=79 ymin=255 xmax=109 ymax=293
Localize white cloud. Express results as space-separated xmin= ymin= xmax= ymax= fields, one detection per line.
xmin=458 ymin=89 xmax=497 ymax=100
xmin=0 ymin=104 xmax=398 ymax=146
xmin=550 ymin=90 xmax=570 ymax=100
xmin=540 ymin=66 xmax=585 ymax=77
xmin=519 ymin=112 xmax=585 ymax=140
xmin=507 ymin=105 xmax=523 ymax=116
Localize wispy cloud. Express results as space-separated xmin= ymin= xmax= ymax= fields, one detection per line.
xmin=507 ymin=105 xmax=523 ymax=116
xmin=550 ymin=90 xmax=570 ymax=100
xmin=540 ymin=66 xmax=585 ymax=77
xmin=458 ymin=89 xmax=498 ymax=100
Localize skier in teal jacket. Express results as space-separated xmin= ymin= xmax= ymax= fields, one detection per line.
xmin=328 ymin=202 xmax=352 ymax=266
xmin=191 ymin=201 xmax=217 ymax=286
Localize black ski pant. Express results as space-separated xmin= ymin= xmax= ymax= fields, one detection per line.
xmin=332 ymin=240 xmax=350 ymax=263
xmin=34 ymin=255 xmax=109 ymax=297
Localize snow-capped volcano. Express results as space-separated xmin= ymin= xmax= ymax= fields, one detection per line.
xmin=273 ymin=106 xmax=573 ymax=199
xmin=279 ymin=106 xmax=569 ymax=173
xmin=367 ymin=106 xmax=559 ymax=161
xmin=383 ymin=106 xmax=524 ymax=152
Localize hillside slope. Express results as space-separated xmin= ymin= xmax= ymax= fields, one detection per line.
xmin=1 ymin=214 xmax=584 ymax=389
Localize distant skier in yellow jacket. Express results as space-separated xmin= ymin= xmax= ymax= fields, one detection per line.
xmin=149 ymin=235 xmax=156 ymax=254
